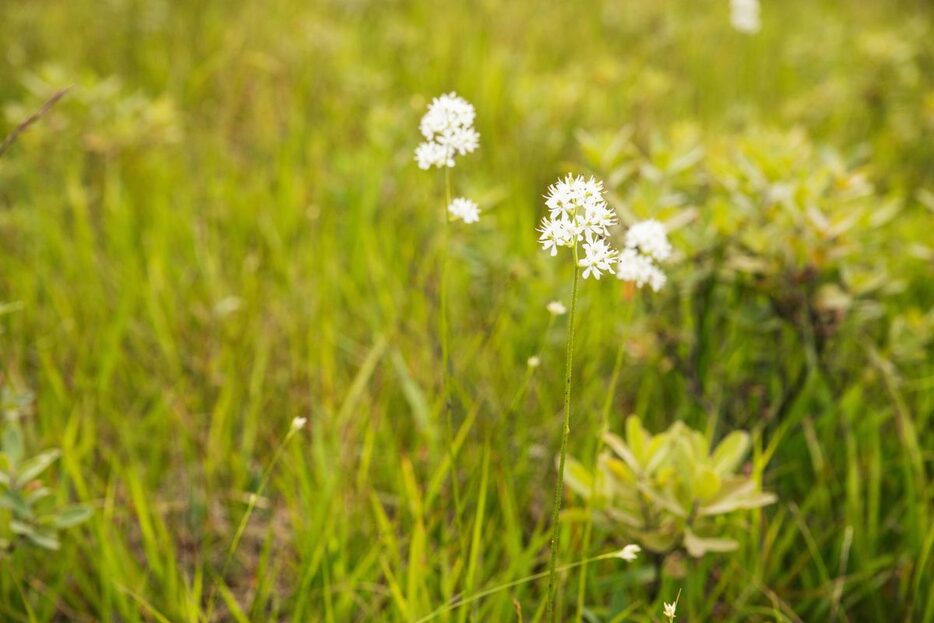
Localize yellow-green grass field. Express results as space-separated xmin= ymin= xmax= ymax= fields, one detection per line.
xmin=1 ymin=0 xmax=932 ymax=621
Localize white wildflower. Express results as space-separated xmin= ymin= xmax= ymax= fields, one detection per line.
xmin=527 ymin=356 xmax=541 ymax=368
xmin=730 ymin=0 xmax=761 ymax=34
xmin=663 ymin=589 xmax=681 ymax=622
xmin=616 ymin=248 xmax=667 ymax=291
xmin=291 ymin=417 xmax=307 ymax=431
xmin=538 ymin=174 xmax=620 ymax=280
xmin=615 ymin=543 xmax=641 ymax=562
xmin=537 ymin=215 xmax=577 ymax=256
xmin=579 ymin=237 xmax=618 ymax=280
xmin=415 ymin=141 xmax=452 ymax=170
xmin=624 ymin=219 xmax=671 ymax=262
xmin=448 ymin=197 xmax=480 ymax=224
xmin=414 ymin=92 xmax=479 ymax=169
xmin=546 ymin=301 xmax=567 ymax=316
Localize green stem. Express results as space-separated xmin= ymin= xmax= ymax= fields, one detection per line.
xmin=575 ymin=332 xmax=628 ymax=622
xmin=416 ymin=550 xmax=622 ymax=623
xmin=440 ymin=167 xmax=464 ymax=547
xmin=545 ymin=242 xmax=581 ymax=623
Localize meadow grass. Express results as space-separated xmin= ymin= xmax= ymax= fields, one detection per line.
xmin=1 ymin=0 xmax=932 ymax=621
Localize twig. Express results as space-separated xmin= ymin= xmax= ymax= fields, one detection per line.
xmin=0 ymin=87 xmax=71 ymax=158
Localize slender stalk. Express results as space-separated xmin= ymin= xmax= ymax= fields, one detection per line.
xmin=575 ymin=332 xmax=628 ymax=622
xmin=545 ymin=242 xmax=581 ymax=623
xmin=416 ymin=549 xmax=623 ymax=623
xmin=440 ymin=167 xmax=464 ymax=543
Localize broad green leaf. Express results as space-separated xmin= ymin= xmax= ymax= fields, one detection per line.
xmin=711 ymin=431 xmax=750 ymax=475
xmin=699 ymin=478 xmax=777 ymax=516
xmin=643 ymin=435 xmax=671 ymax=474
xmin=562 ymin=457 xmax=594 ymax=498
xmin=17 ymin=449 xmax=61 ymax=483
xmin=2 ymin=426 xmax=23 ymax=466
xmin=604 ymin=506 xmax=644 ymax=529
xmin=26 ymin=530 xmax=60 ymax=551
xmin=694 ymin=466 xmax=722 ymax=502
xmin=603 ymin=432 xmax=640 ymax=474
xmin=636 ymin=481 xmax=687 ymax=518
xmin=49 ymin=505 xmax=93 ymax=529
xmin=10 ymin=519 xmax=35 ymax=536
xmin=602 ymin=456 xmax=636 ymax=486
xmin=683 ymin=528 xmax=738 ymax=557
xmin=0 ymin=490 xmax=32 ymax=517
xmin=625 ymin=416 xmax=647 ymax=463
xmin=633 ymin=527 xmax=677 ymax=553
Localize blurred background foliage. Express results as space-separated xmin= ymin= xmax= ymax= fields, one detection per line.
xmin=0 ymin=0 xmax=932 ymax=621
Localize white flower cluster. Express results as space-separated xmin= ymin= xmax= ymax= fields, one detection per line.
xmin=537 ymin=175 xmax=619 ymax=279
xmin=617 ymin=218 xmax=671 ymax=291
xmin=730 ymin=0 xmax=761 ymax=34
xmin=537 ymin=175 xmax=671 ymax=289
xmin=415 ymin=92 xmax=480 ymax=169
xmin=448 ymin=197 xmax=480 ymax=224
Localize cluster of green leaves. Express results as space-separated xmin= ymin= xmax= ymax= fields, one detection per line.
xmin=566 ymin=416 xmax=774 ymax=559
xmin=0 ymin=385 xmax=90 ymax=554
xmin=581 ymin=125 xmax=932 ymax=423
xmin=2 ymin=65 xmax=180 ymax=159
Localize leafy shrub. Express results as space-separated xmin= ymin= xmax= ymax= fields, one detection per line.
xmin=0 ymin=385 xmax=91 ymax=554
xmin=579 ymin=125 xmax=931 ymax=422
xmin=565 ymin=416 xmax=774 ymax=558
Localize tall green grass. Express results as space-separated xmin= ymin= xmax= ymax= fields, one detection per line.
xmin=1 ymin=0 xmax=931 ymax=620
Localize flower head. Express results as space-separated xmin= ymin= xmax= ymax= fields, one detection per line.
xmin=615 ymin=544 xmax=641 ymax=562
xmin=546 ymin=301 xmax=567 ymax=316
xmin=616 ymin=248 xmax=667 ymax=291
xmin=624 ymin=219 xmax=671 ymax=262
xmin=663 ymin=589 xmax=681 ymax=622
xmin=414 ymin=92 xmax=479 ymax=169
xmin=538 ymin=175 xmax=619 ymax=279
xmin=448 ymin=197 xmax=480 ymax=224
xmin=537 ymin=177 xmax=673 ymax=289
xmin=415 ymin=141 xmax=452 ymax=170
xmin=579 ymin=237 xmax=618 ymax=280
xmin=527 ymin=356 xmax=541 ymax=368
xmin=291 ymin=417 xmax=307 ymax=431
xmin=730 ymin=0 xmax=761 ymax=34
xmin=537 ymin=216 xmax=577 ymax=256
xmin=616 ymin=219 xmax=671 ymax=291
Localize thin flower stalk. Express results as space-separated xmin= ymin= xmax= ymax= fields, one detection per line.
xmin=537 ymin=175 xmax=672 ymax=620
xmin=416 ymin=92 xmax=480 ymax=550
xmin=545 ymin=241 xmax=580 ymax=622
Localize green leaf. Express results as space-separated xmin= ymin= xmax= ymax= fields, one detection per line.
xmin=562 ymin=457 xmax=594 ymax=499
xmin=625 ymin=416 xmax=647 ymax=463
xmin=48 ymin=505 xmax=93 ymax=529
xmin=683 ymin=528 xmax=738 ymax=557
xmin=0 ymin=490 xmax=32 ymax=517
xmin=699 ymin=478 xmax=777 ymax=516
xmin=711 ymin=431 xmax=750 ymax=476
xmin=9 ymin=519 xmax=35 ymax=536
xmin=2 ymin=426 xmax=24 ymax=466
xmin=636 ymin=481 xmax=687 ymax=518
xmin=17 ymin=449 xmax=61 ymax=483
xmin=603 ymin=432 xmax=640 ymax=474
xmin=694 ymin=466 xmax=722 ymax=502
xmin=26 ymin=530 xmax=60 ymax=550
